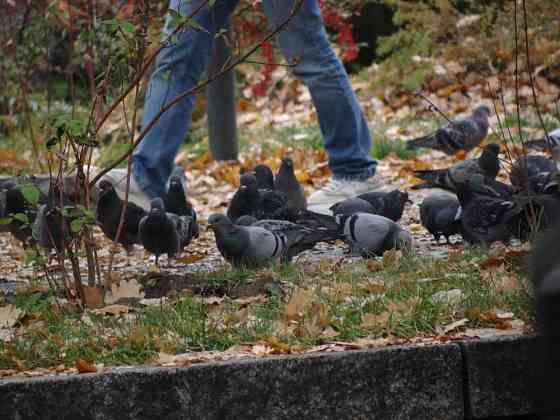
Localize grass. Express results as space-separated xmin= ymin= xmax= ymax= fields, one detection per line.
xmin=0 ymin=246 xmax=533 ymax=370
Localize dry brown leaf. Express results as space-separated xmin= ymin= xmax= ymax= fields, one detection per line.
xmin=353 ymin=337 xmax=393 ymax=349
xmin=75 ymin=359 xmax=97 ymax=374
xmin=321 ymin=326 xmax=340 ymax=339
xmin=283 ymin=288 xmax=313 ymax=321
xmin=0 ymin=305 xmax=23 ymax=328
xmin=382 ymin=249 xmax=403 ymax=266
xmin=361 ymin=312 xmax=390 ymax=329
xmin=360 ymin=279 xmax=386 ymax=294
xmin=105 ymin=279 xmax=145 ymax=304
xmin=441 ymin=318 xmax=469 ymax=335
xmin=82 ymin=286 xmax=104 ymax=309
xmin=234 ymin=295 xmax=268 ymax=307
xmin=177 ymin=254 xmax=206 ymax=264
xmin=92 ymin=304 xmax=131 ymax=316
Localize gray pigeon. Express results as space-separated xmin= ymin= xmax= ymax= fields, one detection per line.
xmin=235 ymin=215 xmax=258 ymax=226
xmin=274 ymin=157 xmax=307 ymax=210
xmin=510 ymin=154 xmax=557 ymax=193
xmin=208 ymin=213 xmax=338 ymax=267
xmin=406 ymin=105 xmax=491 ymax=155
xmin=419 ymin=191 xmax=462 ymax=243
xmin=139 ymin=198 xmax=194 ymax=265
xmin=412 ymin=143 xmax=501 ymax=193
xmin=338 ymin=213 xmax=412 ymax=257
xmin=330 ymin=197 xmax=375 ymax=217
xmin=524 ymin=128 xmax=560 ymax=151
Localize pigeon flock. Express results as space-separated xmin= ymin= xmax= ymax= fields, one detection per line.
xmin=0 ymin=111 xmax=559 ymax=270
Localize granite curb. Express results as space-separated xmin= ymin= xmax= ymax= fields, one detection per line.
xmin=0 ymin=334 xmax=534 ymax=420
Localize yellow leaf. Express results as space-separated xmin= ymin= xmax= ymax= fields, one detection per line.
xmin=283 ymin=288 xmax=313 ymax=321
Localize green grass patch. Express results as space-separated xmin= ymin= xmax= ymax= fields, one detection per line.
xmin=0 ymin=247 xmax=533 ymax=370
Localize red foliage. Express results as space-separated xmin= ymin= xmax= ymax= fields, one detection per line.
xmin=236 ymin=0 xmax=361 ymax=97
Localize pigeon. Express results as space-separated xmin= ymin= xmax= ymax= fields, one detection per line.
xmin=524 ymin=128 xmax=560 ymax=151
xmin=330 ymin=197 xmax=375 ymax=217
xmin=357 ymin=189 xmax=411 ymax=222
xmin=412 ymin=143 xmax=501 ymax=193
xmin=2 ymin=181 xmax=38 ymax=246
xmin=235 ymin=215 xmax=258 ymax=226
xmin=33 ymin=185 xmax=71 ymax=252
xmin=208 ymin=213 xmax=338 ymax=267
xmin=338 ymin=213 xmax=412 ymax=257
xmin=274 ymin=157 xmax=307 ymax=210
xmin=406 ymin=105 xmax=491 ymax=155
xmin=96 ymin=180 xmax=147 ymax=251
xmin=227 ymin=173 xmax=261 ymax=222
xmin=455 ymin=174 xmax=525 ymax=245
xmin=254 ymin=164 xmax=275 ymax=191
xmin=165 ymin=173 xmax=199 ymax=239
xmin=419 ymin=191 xmax=462 ymax=243
xmin=510 ymin=155 xmax=557 ymax=193
xmin=139 ymin=198 xmax=194 ymax=265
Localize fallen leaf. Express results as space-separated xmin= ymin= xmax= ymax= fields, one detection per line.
xmin=360 ymin=279 xmax=386 ymax=294
xmin=105 ymin=279 xmax=145 ymax=304
xmin=0 ymin=304 xmax=23 ymax=328
xmin=234 ymin=295 xmax=268 ymax=307
xmin=321 ymin=326 xmax=340 ymax=339
xmin=176 ymin=254 xmax=206 ymax=264
xmin=82 ymin=286 xmax=104 ymax=309
xmin=382 ymin=249 xmax=402 ymax=266
xmin=92 ymin=304 xmax=131 ymax=316
xmin=283 ymin=288 xmax=313 ymax=321
xmin=361 ymin=312 xmax=390 ymax=329
xmin=75 ymin=359 xmax=97 ymax=374
xmin=441 ymin=318 xmax=469 ymax=335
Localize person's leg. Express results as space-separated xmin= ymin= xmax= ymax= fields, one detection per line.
xmin=132 ymin=0 xmax=239 ymax=200
xmin=261 ymin=0 xmax=376 ymax=183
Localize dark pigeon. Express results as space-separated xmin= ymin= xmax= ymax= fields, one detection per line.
xmin=139 ymin=198 xmax=193 ymax=265
xmin=96 ymin=180 xmax=147 ymax=252
xmin=165 ymin=173 xmax=199 ymax=239
xmin=208 ymin=213 xmax=337 ymax=267
xmin=274 ymin=157 xmax=307 ymax=210
xmin=33 ymin=185 xmax=71 ymax=252
xmin=530 ymin=225 xmax=560 ymax=415
xmin=330 ymin=197 xmax=375 ymax=217
xmin=406 ymin=105 xmax=491 ymax=155
xmin=338 ymin=213 xmax=412 ymax=257
xmin=227 ymin=173 xmax=261 ymax=222
xmin=455 ymin=174 xmax=525 ymax=245
xmin=357 ymin=189 xmax=411 ymax=222
xmin=510 ymin=155 xmax=557 ymax=193
xmin=412 ymin=143 xmax=501 ymax=193
xmin=254 ymin=164 xmax=275 ymax=191
xmin=3 ymin=181 xmax=39 ymax=246
xmin=419 ymin=191 xmax=462 ymax=243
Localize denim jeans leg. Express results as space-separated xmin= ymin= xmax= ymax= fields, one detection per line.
xmin=261 ymin=0 xmax=376 ymax=180
xmin=134 ymin=0 xmax=239 ymax=198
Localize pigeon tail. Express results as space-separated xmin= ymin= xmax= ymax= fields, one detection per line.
xmin=406 ymin=134 xmax=437 ymax=151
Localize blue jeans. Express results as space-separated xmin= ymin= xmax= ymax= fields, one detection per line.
xmin=134 ymin=0 xmax=376 ymax=198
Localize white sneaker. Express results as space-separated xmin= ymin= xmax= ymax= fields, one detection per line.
xmin=99 ymin=168 xmax=152 ymax=211
xmin=308 ymin=173 xmax=385 ymax=214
